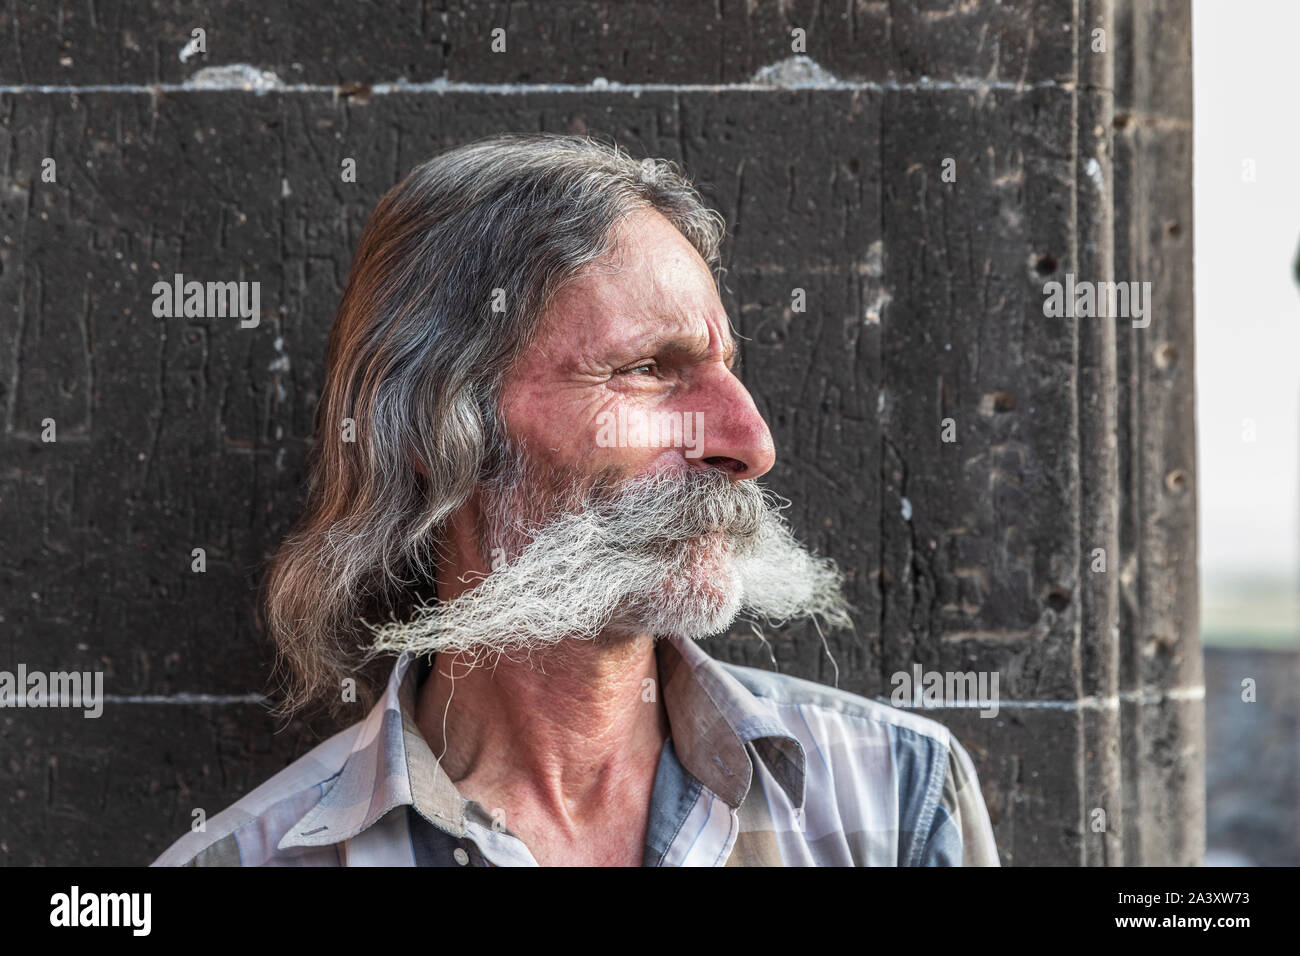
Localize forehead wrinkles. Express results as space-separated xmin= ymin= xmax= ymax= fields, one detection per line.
xmin=526 ymin=211 xmax=728 ymax=363
xmin=606 ymin=212 xmax=719 ymax=307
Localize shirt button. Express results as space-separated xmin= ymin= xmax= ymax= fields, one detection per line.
xmin=453 ymin=847 xmax=469 ymax=866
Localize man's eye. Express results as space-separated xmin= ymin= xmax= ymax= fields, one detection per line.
xmin=617 ymin=362 xmax=657 ymax=376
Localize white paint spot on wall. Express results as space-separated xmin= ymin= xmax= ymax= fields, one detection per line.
xmin=861 ymin=240 xmax=891 ymax=324
xmin=184 ymin=64 xmax=285 ymax=93
xmin=751 ymin=55 xmax=840 ymax=88
xmin=1084 ymin=157 xmax=1105 ymax=192
xmin=267 ymin=337 xmax=291 ymax=373
xmin=864 ymin=287 xmax=892 ymax=325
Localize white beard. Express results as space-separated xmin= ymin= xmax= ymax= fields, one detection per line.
xmin=362 ymin=450 xmax=852 ymax=667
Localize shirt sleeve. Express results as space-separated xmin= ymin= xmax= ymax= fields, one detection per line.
xmin=918 ymin=734 xmax=1000 ymax=866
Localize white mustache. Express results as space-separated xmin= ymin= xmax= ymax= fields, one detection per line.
xmin=361 ymin=464 xmax=852 ymax=666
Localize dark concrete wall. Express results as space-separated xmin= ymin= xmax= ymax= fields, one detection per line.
xmin=0 ymin=0 xmax=1198 ymax=865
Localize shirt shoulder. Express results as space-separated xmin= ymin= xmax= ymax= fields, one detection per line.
xmin=150 ymin=719 xmax=364 ymax=867
xmin=716 ymin=659 xmax=960 ymax=745
xmin=716 ymin=660 xmax=999 ymax=866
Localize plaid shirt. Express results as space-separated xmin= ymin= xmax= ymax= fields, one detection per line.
xmin=152 ymin=635 xmax=999 ymax=866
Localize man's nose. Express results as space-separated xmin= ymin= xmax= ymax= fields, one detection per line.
xmin=686 ymin=367 xmax=776 ymax=481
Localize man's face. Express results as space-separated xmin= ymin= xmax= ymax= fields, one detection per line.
xmin=498 ymin=205 xmax=775 ymax=486
xmin=488 ymin=206 xmax=776 ymax=613
xmin=364 ymin=208 xmax=851 ymax=662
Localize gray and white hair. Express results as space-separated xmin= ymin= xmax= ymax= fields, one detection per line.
xmin=261 ymin=133 xmax=728 ymax=718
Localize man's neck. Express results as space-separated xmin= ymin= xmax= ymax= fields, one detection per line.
xmin=413 ymin=631 xmax=671 ymax=865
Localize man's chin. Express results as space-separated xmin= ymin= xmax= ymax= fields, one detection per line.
xmin=636 ymin=546 xmax=746 ymax=639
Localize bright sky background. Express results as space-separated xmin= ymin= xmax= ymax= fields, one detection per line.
xmin=1193 ymin=0 xmax=1300 ymax=619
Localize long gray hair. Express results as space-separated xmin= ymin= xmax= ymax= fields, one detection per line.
xmin=261 ymin=133 xmax=728 ymax=718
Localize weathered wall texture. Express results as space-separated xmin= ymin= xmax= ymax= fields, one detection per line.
xmin=0 ymin=0 xmax=1197 ymax=865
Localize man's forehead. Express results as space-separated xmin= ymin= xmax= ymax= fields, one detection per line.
xmin=536 ymin=215 xmax=736 ymax=360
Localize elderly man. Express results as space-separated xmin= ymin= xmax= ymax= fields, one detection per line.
xmin=154 ymin=133 xmax=999 ymax=867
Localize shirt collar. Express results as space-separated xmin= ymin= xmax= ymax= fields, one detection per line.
xmin=278 ymin=636 xmax=806 ymax=851
xmin=657 ymin=636 xmax=807 ymax=809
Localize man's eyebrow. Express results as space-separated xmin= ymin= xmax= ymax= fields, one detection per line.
xmin=617 ymin=328 xmax=740 ymax=369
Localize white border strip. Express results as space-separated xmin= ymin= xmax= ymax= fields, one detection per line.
xmin=876 ymin=685 xmax=1206 ymax=711
xmin=0 ymin=78 xmax=1070 ymax=96
xmin=102 ymin=693 xmax=268 ymax=705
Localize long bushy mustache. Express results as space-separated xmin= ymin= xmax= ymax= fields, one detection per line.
xmin=361 ymin=462 xmax=853 ymax=666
